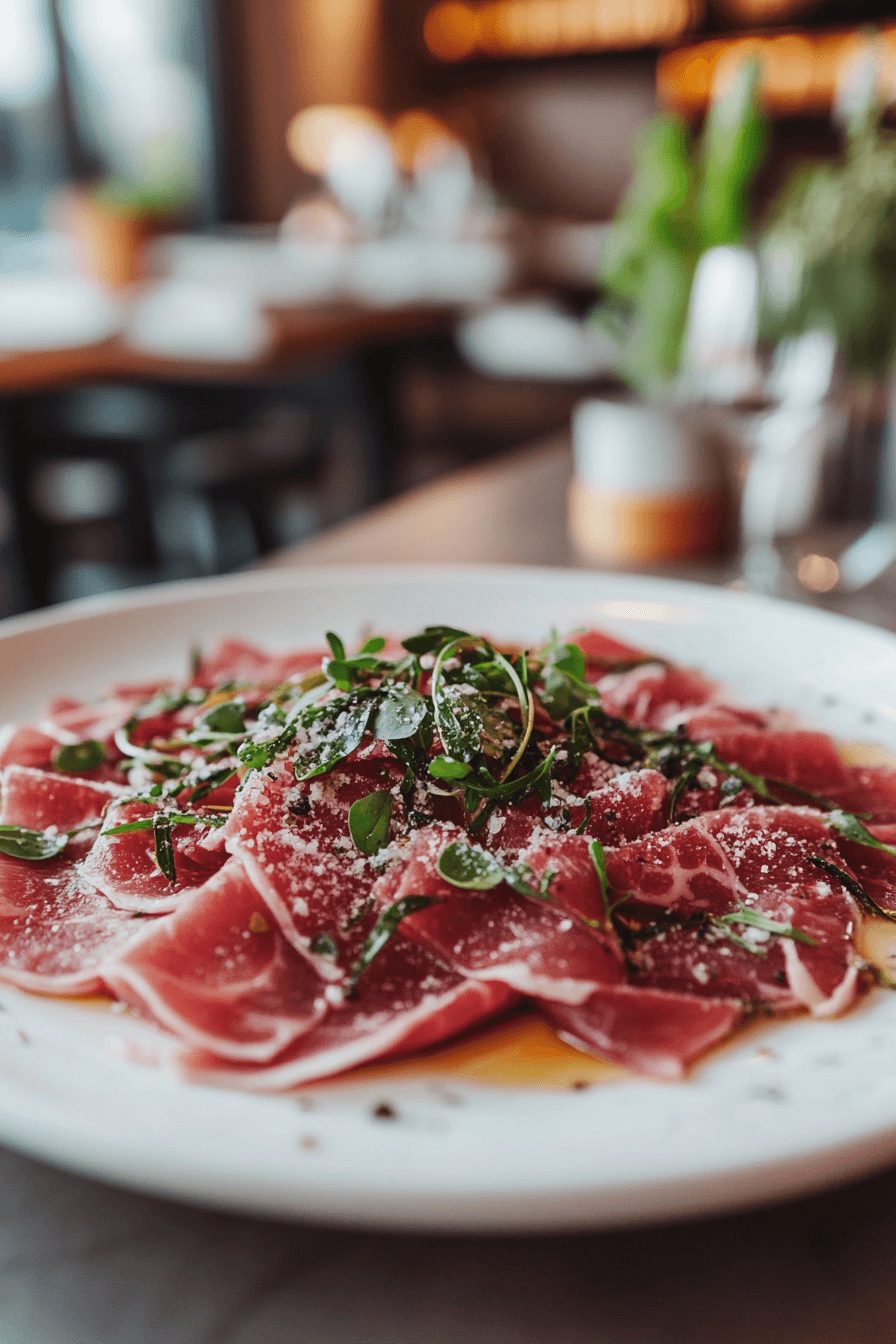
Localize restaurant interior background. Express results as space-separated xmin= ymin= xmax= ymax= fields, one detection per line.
xmin=1 ymin=0 xmax=896 ymax=616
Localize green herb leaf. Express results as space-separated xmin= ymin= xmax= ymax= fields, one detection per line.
xmin=437 ymin=840 xmax=507 ymax=890
xmin=428 ymin=756 xmax=471 ymax=780
xmin=348 ymin=790 xmax=393 ymax=855
xmin=237 ymin=723 xmax=297 ymax=771
xmin=190 ymin=765 xmax=238 ymax=803
xmin=359 ymin=636 xmax=386 ymax=655
xmin=309 ymin=931 xmax=338 ymax=957
xmin=370 ymin=685 xmax=429 ymax=741
xmin=827 ymin=809 xmax=896 ymax=857
xmin=153 ymin=814 xmax=176 ymax=883
xmin=714 ymin=905 xmax=818 ymax=946
xmin=574 ymin=797 xmax=592 ymax=835
xmin=293 ymin=699 xmax=374 ymax=781
xmin=52 ymin=740 xmax=106 ymax=774
xmin=669 ymin=757 xmax=704 ymax=822
xmin=401 ymin=625 xmax=469 ymax=655
xmin=326 ymin=631 xmax=346 ymax=661
xmin=588 ymin=838 xmax=610 ymax=918
xmin=464 ymin=747 xmax=556 ymax=805
xmin=808 ymin=853 xmax=896 ymax=923
xmin=347 ymin=895 xmax=439 ymax=993
xmin=195 ymin=700 xmax=246 ymax=736
xmin=0 ymin=825 xmax=68 ymax=861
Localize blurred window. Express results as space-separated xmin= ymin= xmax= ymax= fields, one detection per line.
xmin=0 ymin=0 xmax=216 ymax=232
xmin=0 ymin=0 xmax=63 ymax=229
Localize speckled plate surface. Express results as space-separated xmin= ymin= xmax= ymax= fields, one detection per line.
xmin=2 ymin=564 xmax=896 ymax=1233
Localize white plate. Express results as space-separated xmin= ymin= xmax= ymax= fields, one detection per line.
xmin=3 ymin=563 xmax=896 ymax=1234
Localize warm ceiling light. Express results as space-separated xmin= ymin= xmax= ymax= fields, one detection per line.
xmin=716 ymin=0 xmax=822 ymax=20
xmin=286 ymin=104 xmax=384 ymax=175
xmin=659 ymin=24 xmax=896 ymax=115
xmin=424 ymin=0 xmax=701 ymax=61
xmin=424 ymin=2 xmax=479 ymax=61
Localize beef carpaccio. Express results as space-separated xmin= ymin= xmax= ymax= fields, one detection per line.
xmin=1 ymin=624 xmax=894 ymax=1089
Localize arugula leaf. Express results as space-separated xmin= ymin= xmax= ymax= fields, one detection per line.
xmin=309 ymin=931 xmax=338 ymax=957
xmin=574 ymin=797 xmax=592 ymax=835
xmin=808 ymin=853 xmax=896 ymax=923
xmin=0 ymin=825 xmax=68 ymax=861
xmin=190 ymin=765 xmax=237 ymax=803
xmin=431 ymin=664 xmax=487 ymax=762
xmin=437 ymin=840 xmax=507 ymax=890
xmin=370 ymin=685 xmax=429 ymax=741
xmin=153 ymin=814 xmax=177 ymax=883
xmin=346 ymin=895 xmax=439 ymax=993
xmin=589 ymin=838 xmax=609 ymax=915
xmin=358 ymin=636 xmax=386 ymax=655
xmin=463 ymin=747 xmax=556 ymax=805
xmin=104 ymin=812 xmax=226 ymax=836
xmin=293 ymin=699 xmax=374 ymax=781
xmin=401 ymin=626 xmax=469 ymax=655
xmin=194 ymin=700 xmax=246 ymax=736
xmin=326 ymin=631 xmax=346 ymax=661
xmin=827 ymin=809 xmax=896 ymax=857
xmin=714 ymin=905 xmax=818 ymax=946
xmin=429 ymin=756 xmax=471 ymax=780
xmin=53 ymin=740 xmax=106 ymax=774
xmin=237 ymin=723 xmax=297 ymax=771
xmin=348 ymin=790 xmax=393 ymax=855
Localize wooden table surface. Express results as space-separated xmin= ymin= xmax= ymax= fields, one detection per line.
xmin=0 ymin=301 xmax=452 ymax=394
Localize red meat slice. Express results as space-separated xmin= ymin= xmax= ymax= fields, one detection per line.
xmin=82 ymin=799 xmax=228 ymax=913
xmin=622 ymin=808 xmax=861 ymax=1017
xmin=598 ymin=664 xmax=723 ymax=729
xmin=542 ymin=985 xmax=743 ymax=1079
xmin=627 ymin=921 xmax=798 ymax=1009
xmin=372 ymin=824 xmax=625 ymax=1003
xmin=179 ymin=934 xmax=517 ymax=1090
xmin=572 ymin=768 xmax=669 ymax=845
xmin=191 ymin=639 xmax=326 ymax=689
xmin=574 ymin=628 xmax=653 ymax=673
xmin=827 ymin=765 xmax=896 ymax=824
xmin=0 ymin=764 xmax=121 ymax=838
xmin=100 ymin=858 xmax=328 ymax=1062
xmin=606 ymin=820 xmax=738 ymax=916
xmin=221 ymin=751 xmax=404 ymax=978
xmin=703 ymin=728 xmax=848 ymax=795
xmin=0 ymin=853 xmax=144 ymax=994
xmin=0 ymin=724 xmax=57 ymax=770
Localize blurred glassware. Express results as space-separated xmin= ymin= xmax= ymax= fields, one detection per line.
xmin=744 ymin=42 xmax=896 ymax=598
xmin=740 ymin=336 xmax=896 ymax=598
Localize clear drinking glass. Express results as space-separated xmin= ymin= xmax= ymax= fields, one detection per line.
xmin=739 ymin=333 xmax=896 ymax=600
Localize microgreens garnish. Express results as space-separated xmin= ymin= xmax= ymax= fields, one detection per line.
xmin=53 ymin=740 xmax=106 ymax=774
xmin=346 ymin=896 xmax=439 ymax=994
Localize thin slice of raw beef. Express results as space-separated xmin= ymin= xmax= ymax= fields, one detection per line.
xmin=371 ymin=823 xmax=625 ymax=1003
xmin=0 ymin=764 xmax=122 ymax=841
xmin=82 ymin=799 xmax=228 ymax=913
xmin=542 ymin=985 xmax=743 ymax=1079
xmin=597 ymin=664 xmax=725 ymax=730
xmin=191 ymin=639 xmax=326 ymax=690
xmin=100 ymin=858 xmax=328 ymax=1061
xmin=0 ymin=852 xmax=145 ymax=995
xmin=220 ymin=750 xmax=404 ymax=977
xmin=178 ymin=932 xmax=517 ymax=1090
